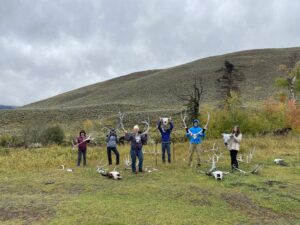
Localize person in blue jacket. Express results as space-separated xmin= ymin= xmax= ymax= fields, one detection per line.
xmin=186 ymin=119 xmax=206 ymax=167
xmin=157 ymin=118 xmax=174 ymax=163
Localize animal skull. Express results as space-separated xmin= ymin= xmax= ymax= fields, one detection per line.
xmin=274 ymin=159 xmax=284 ymax=164
xmin=108 ymin=171 xmax=122 ymax=180
xmin=212 ymin=171 xmax=224 ymax=180
xmin=222 ymin=133 xmax=231 ymax=146
xmin=161 ymin=118 xmax=169 ymax=126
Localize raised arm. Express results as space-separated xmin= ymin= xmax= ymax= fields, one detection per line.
xmin=233 ymin=133 xmax=242 ymax=143
xmin=157 ymin=119 xmax=163 ymax=133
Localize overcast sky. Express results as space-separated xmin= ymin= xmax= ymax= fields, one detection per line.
xmin=0 ymin=0 xmax=300 ymax=106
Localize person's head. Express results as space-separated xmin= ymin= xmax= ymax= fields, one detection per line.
xmin=79 ymin=130 xmax=86 ymax=138
xmin=110 ymin=129 xmax=116 ymax=135
xmin=193 ymin=119 xmax=199 ymax=127
xmin=133 ymin=125 xmax=139 ymax=134
xmin=232 ymin=126 xmax=240 ymax=135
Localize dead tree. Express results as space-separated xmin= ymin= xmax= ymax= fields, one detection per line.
xmin=177 ymin=76 xmax=204 ymax=123
xmin=216 ymin=60 xmax=244 ymax=101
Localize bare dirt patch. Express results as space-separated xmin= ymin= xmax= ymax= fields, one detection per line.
xmin=0 ymin=205 xmax=54 ymax=224
xmin=220 ymin=193 xmax=295 ymax=222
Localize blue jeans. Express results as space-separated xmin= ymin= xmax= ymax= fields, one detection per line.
xmin=77 ymin=149 xmax=86 ymax=166
xmin=162 ymin=142 xmax=171 ymax=163
xmin=130 ymin=147 xmax=143 ymax=172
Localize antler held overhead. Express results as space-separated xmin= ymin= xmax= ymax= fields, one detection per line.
xmin=142 ymin=117 xmax=150 ymax=134
xmin=118 ymin=111 xmax=126 ymax=132
xmin=204 ymin=112 xmax=210 ymax=129
xmin=181 ymin=109 xmax=188 ymax=128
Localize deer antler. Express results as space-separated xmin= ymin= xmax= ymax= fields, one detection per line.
xmin=181 ymin=109 xmax=188 ymax=128
xmin=142 ymin=117 xmax=150 ymax=134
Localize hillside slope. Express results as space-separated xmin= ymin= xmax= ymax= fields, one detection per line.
xmin=1 ymin=47 xmax=300 ymax=130
xmin=24 ymin=47 xmax=300 ymax=110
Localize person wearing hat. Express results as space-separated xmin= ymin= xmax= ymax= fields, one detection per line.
xmin=125 ymin=125 xmax=148 ymax=173
xmin=186 ymin=119 xmax=206 ymax=167
xmin=106 ymin=129 xmax=120 ymax=166
xmin=76 ymin=130 xmax=90 ymax=166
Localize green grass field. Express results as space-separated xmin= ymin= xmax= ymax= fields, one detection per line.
xmin=0 ymin=136 xmax=299 ymax=225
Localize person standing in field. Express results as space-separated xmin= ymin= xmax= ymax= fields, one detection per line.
xmin=125 ymin=125 xmax=148 ymax=173
xmin=186 ymin=119 xmax=206 ymax=167
xmin=227 ymin=126 xmax=242 ymax=170
xmin=106 ymin=129 xmax=120 ymax=166
xmin=76 ymin=130 xmax=90 ymax=166
xmin=157 ymin=118 xmax=173 ymax=163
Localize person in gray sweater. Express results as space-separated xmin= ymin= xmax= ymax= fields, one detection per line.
xmin=106 ymin=129 xmax=120 ymax=165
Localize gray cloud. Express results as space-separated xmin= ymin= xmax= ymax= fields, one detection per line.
xmin=0 ymin=0 xmax=300 ymax=105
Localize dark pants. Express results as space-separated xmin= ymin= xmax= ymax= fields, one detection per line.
xmin=77 ymin=149 xmax=87 ymax=166
xmin=162 ymin=142 xmax=171 ymax=163
xmin=107 ymin=146 xmax=120 ymax=165
xmin=230 ymin=150 xmax=238 ymax=169
xmin=130 ymin=147 xmax=143 ymax=173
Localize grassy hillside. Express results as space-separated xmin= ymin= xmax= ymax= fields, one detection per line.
xmin=1 ymin=47 xmax=300 ymax=131
xmin=24 ymin=47 xmax=300 ymax=109
xmin=0 ymin=136 xmax=299 ymax=225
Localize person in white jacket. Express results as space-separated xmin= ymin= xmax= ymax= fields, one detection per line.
xmin=227 ymin=126 xmax=242 ymax=170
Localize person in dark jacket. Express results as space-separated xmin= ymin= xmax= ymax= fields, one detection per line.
xmin=106 ymin=129 xmax=120 ymax=165
xmin=125 ymin=125 xmax=148 ymax=173
xmin=76 ymin=130 xmax=90 ymax=166
xmin=157 ymin=118 xmax=173 ymax=163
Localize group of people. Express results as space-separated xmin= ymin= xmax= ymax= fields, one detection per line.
xmin=75 ymin=117 xmax=242 ymax=173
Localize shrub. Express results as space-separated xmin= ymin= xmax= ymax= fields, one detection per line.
xmin=41 ymin=125 xmax=65 ymax=145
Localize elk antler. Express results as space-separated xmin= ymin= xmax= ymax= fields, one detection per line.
xmin=72 ymin=135 xmax=94 ymax=150
xmin=181 ymin=109 xmax=188 ymax=128
xmin=204 ymin=112 xmax=210 ymax=129
xmin=118 ymin=111 xmax=127 ymax=132
xmin=141 ymin=117 xmax=150 ymax=134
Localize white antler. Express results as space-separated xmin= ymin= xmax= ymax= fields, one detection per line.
xmin=72 ymin=135 xmax=94 ymax=150
xmin=118 ymin=111 xmax=126 ymax=132
xmin=181 ymin=109 xmax=188 ymax=128
xmin=142 ymin=117 xmax=150 ymax=134
xmin=204 ymin=112 xmax=210 ymax=129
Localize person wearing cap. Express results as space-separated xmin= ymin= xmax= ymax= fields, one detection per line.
xmin=157 ymin=117 xmax=174 ymax=163
xmin=186 ymin=119 xmax=206 ymax=167
xmin=106 ymin=129 xmax=120 ymax=166
xmin=125 ymin=125 xmax=148 ymax=173
xmin=76 ymin=130 xmax=90 ymax=166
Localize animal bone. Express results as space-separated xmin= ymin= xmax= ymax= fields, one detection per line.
xmin=274 ymin=159 xmax=288 ymax=166
xmin=141 ymin=117 xmax=150 ymax=134
xmin=180 ymin=109 xmax=188 ymax=128
xmin=222 ymin=133 xmax=231 ymax=147
xmin=212 ymin=171 xmax=224 ymax=180
xmin=60 ymin=165 xmax=73 ymax=172
xmin=118 ymin=111 xmax=126 ymax=132
xmin=72 ymin=135 xmax=94 ymax=150
xmin=204 ymin=112 xmax=210 ymax=129
xmin=160 ymin=117 xmax=170 ymax=126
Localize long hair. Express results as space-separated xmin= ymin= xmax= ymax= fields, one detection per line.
xmin=79 ymin=130 xmax=86 ymax=137
xmin=232 ymin=126 xmax=241 ymax=137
